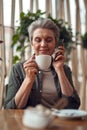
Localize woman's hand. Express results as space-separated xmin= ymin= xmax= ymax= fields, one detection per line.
xmin=53 ymin=45 xmax=65 ymax=72
xmin=23 ymin=54 xmax=38 ymax=82
xmin=15 ymin=55 xmax=38 ymax=109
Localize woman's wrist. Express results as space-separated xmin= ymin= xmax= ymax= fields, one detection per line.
xmin=24 ymin=77 xmax=34 ymax=86
xmin=56 ymin=66 xmax=64 ymax=75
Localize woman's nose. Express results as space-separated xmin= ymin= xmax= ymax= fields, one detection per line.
xmin=41 ymin=40 xmax=47 ymax=46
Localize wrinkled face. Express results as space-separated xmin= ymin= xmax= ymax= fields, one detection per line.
xmin=32 ymin=28 xmax=56 ymax=55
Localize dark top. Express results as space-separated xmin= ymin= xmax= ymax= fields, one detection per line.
xmin=4 ymin=62 xmax=80 ymax=109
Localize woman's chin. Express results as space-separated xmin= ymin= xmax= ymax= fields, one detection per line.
xmin=39 ymin=52 xmax=50 ymax=55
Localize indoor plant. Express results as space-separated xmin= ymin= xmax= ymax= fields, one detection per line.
xmin=12 ymin=10 xmax=73 ymax=63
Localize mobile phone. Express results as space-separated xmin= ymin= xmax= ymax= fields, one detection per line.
xmin=52 ymin=39 xmax=64 ymax=61
xmin=58 ymin=39 xmax=64 ymax=46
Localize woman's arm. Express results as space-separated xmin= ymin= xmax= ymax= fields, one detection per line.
xmin=53 ymin=45 xmax=80 ymax=109
xmin=4 ymin=55 xmax=38 ymax=109
xmin=57 ymin=67 xmax=74 ymax=96
xmin=53 ymin=45 xmax=73 ymax=96
xmin=62 ymin=65 xmax=80 ymax=109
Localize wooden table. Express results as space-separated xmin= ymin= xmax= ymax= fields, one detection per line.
xmin=0 ymin=109 xmax=87 ymax=130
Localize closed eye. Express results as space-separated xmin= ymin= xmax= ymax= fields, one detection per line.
xmin=34 ymin=37 xmax=41 ymax=43
xmin=45 ymin=37 xmax=53 ymax=43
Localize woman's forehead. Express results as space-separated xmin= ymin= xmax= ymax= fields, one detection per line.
xmin=33 ymin=28 xmax=55 ymax=37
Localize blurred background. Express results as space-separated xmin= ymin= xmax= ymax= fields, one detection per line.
xmin=0 ymin=0 xmax=87 ymax=109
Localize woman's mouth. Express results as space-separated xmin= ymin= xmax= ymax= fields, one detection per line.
xmin=39 ymin=50 xmax=49 ymax=54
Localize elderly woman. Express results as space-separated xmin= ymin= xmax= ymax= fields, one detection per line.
xmin=4 ymin=18 xmax=80 ymax=109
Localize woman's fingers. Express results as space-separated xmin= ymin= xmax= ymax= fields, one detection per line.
xmin=54 ymin=46 xmax=65 ymax=61
xmin=24 ymin=61 xmax=38 ymax=69
xmin=23 ymin=54 xmax=38 ymax=76
xmin=25 ymin=67 xmax=38 ymax=75
xmin=25 ymin=54 xmax=35 ymax=64
xmin=54 ymin=55 xmax=65 ymax=62
xmin=23 ymin=54 xmax=37 ymax=68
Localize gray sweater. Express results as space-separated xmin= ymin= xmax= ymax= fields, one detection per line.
xmin=4 ymin=62 xmax=80 ymax=109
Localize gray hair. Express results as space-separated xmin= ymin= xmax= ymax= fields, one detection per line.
xmin=28 ymin=18 xmax=60 ymax=43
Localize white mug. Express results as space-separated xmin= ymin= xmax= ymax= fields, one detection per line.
xmin=35 ymin=55 xmax=52 ymax=70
